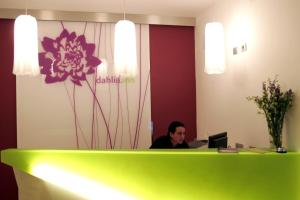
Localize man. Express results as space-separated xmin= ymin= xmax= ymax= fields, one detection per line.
xmin=150 ymin=121 xmax=189 ymax=148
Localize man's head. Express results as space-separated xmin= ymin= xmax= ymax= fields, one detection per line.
xmin=168 ymin=121 xmax=186 ymax=145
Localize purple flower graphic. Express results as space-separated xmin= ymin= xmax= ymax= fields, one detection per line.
xmin=39 ymin=29 xmax=101 ymax=86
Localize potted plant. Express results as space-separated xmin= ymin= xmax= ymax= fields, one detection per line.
xmin=247 ymin=77 xmax=294 ymax=152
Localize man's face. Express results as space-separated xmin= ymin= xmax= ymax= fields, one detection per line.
xmin=170 ymin=126 xmax=186 ymax=145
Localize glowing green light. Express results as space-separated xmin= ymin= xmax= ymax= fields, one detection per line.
xmin=32 ymin=163 xmax=136 ymax=200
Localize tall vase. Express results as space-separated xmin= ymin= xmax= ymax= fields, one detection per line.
xmin=266 ymin=115 xmax=284 ymax=149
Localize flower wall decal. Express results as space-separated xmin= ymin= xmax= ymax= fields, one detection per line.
xmin=39 ymin=29 xmax=101 ymax=86
xmin=31 ymin=22 xmax=150 ymax=150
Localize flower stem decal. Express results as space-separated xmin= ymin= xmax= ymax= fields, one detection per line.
xmin=36 ymin=23 xmax=149 ymax=149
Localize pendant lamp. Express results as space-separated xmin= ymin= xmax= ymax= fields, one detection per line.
xmin=205 ymin=22 xmax=225 ymax=74
xmin=114 ymin=0 xmax=137 ymax=77
xmin=13 ymin=14 xmax=39 ymax=76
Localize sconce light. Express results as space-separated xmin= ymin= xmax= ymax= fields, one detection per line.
xmin=233 ymin=43 xmax=247 ymax=55
xmin=114 ymin=0 xmax=137 ymax=77
xmin=231 ymin=18 xmax=249 ymax=55
xmin=13 ymin=14 xmax=40 ymax=76
xmin=205 ymin=22 xmax=225 ymax=74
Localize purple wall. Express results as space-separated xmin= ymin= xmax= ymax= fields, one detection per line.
xmin=0 ymin=19 xmax=18 ymax=199
xmin=150 ymin=25 xmax=197 ymax=142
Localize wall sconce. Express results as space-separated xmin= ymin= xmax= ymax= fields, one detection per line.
xmin=233 ymin=43 xmax=247 ymax=55
xmin=204 ymin=22 xmax=226 ymax=74
xmin=231 ymin=18 xmax=249 ymax=55
xmin=114 ymin=0 xmax=137 ymax=77
xmin=13 ymin=14 xmax=40 ymax=76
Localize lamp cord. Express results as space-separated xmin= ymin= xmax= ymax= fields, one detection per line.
xmin=25 ymin=0 xmax=28 ymax=15
xmin=123 ymin=0 xmax=126 ymax=20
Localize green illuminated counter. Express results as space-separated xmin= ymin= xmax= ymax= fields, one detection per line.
xmin=1 ymin=149 xmax=300 ymax=200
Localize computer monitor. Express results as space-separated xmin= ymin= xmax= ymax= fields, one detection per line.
xmin=208 ymin=132 xmax=228 ymax=148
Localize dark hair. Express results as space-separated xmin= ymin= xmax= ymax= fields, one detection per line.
xmin=168 ymin=121 xmax=185 ymax=134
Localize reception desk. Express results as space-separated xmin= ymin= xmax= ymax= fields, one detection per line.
xmin=1 ymin=149 xmax=300 ymax=200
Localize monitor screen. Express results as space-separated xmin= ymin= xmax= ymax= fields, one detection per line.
xmin=208 ymin=132 xmax=227 ymax=148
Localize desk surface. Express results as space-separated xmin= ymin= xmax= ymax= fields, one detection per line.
xmin=1 ymin=149 xmax=300 ymax=200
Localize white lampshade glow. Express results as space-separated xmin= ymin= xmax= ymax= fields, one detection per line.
xmin=205 ymin=22 xmax=226 ymax=74
xmin=114 ymin=20 xmax=137 ymax=77
xmin=13 ymin=15 xmax=40 ymax=76
xmin=97 ymin=58 xmax=108 ymax=78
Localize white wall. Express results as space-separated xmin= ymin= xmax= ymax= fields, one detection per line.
xmin=196 ymin=0 xmax=300 ymax=149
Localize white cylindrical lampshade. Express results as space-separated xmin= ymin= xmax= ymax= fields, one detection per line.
xmin=96 ymin=58 xmax=108 ymax=78
xmin=205 ymin=22 xmax=226 ymax=74
xmin=114 ymin=20 xmax=137 ymax=77
xmin=13 ymin=15 xmax=40 ymax=76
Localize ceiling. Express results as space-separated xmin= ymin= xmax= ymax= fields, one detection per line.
xmin=0 ymin=0 xmax=216 ymax=17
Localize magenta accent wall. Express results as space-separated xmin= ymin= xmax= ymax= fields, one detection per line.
xmin=149 ymin=25 xmax=197 ymax=142
xmin=0 ymin=19 xmax=18 ymax=199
